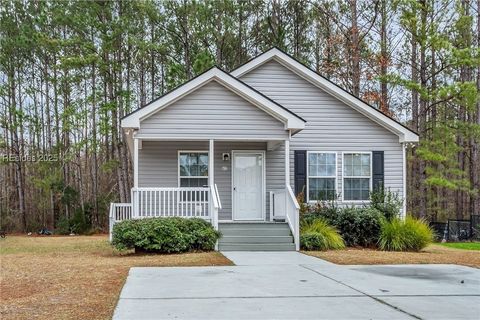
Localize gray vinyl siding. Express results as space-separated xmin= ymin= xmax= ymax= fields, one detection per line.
xmin=138 ymin=80 xmax=288 ymax=140
xmin=240 ymin=60 xmax=404 ymax=202
xmin=138 ymin=140 xmax=286 ymax=220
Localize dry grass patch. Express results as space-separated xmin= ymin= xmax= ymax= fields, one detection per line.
xmin=0 ymin=235 xmax=232 ymax=320
xmin=304 ymin=244 xmax=480 ymax=268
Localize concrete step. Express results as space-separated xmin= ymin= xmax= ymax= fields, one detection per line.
xmin=219 ymin=236 xmax=294 ymax=244
xmin=219 ymin=222 xmax=290 ymax=230
xmin=220 ymin=228 xmax=292 ymax=237
xmin=219 ymin=243 xmax=296 ymax=251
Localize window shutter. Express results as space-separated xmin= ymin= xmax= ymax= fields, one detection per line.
xmin=372 ymin=151 xmax=384 ymax=191
xmin=294 ymin=150 xmax=307 ymax=201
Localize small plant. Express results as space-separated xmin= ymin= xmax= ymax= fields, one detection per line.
xmin=112 ymin=217 xmax=221 ymax=253
xmin=333 ymin=207 xmax=384 ymax=247
xmin=378 ymin=216 xmax=434 ymax=251
xmin=300 ymin=219 xmax=345 ymax=250
xmin=370 ymin=188 xmax=403 ymax=221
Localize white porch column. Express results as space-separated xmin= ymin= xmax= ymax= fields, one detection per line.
xmin=402 ymin=142 xmax=407 ymax=219
xmin=285 ymin=138 xmax=290 ymax=186
xmin=134 ymin=138 xmax=139 ymax=187
xmin=133 ymin=137 xmax=139 ymax=218
xmin=209 ymin=139 xmax=214 ymax=186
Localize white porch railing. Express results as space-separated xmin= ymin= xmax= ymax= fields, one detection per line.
xmin=286 ymin=185 xmax=300 ymax=251
xmin=269 ymin=186 xmax=300 ymax=250
xmin=132 ymin=187 xmax=210 ymax=218
xmin=109 ymin=203 xmax=132 ymax=241
xmin=109 ymin=185 xmax=221 ymax=241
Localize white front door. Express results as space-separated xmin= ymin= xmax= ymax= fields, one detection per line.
xmin=232 ymin=152 xmax=265 ymax=220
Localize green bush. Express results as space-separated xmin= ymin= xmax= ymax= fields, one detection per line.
xmin=370 ymin=188 xmax=403 ymax=221
xmin=111 ymin=217 xmax=221 ymax=253
xmin=300 ymin=201 xmax=340 ymax=226
xmin=300 ymin=219 xmax=345 ymax=251
xmin=378 ymin=216 xmax=434 ymax=251
xmin=334 ymin=207 xmax=384 ymax=247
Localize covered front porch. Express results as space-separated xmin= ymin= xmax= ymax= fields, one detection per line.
xmin=109 ymin=138 xmax=299 ymax=250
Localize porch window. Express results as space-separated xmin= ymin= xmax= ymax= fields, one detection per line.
xmin=307 ymin=152 xmax=336 ymax=201
xmin=179 ymin=152 xmax=208 ymax=187
xmin=343 ymin=152 xmax=371 ymax=201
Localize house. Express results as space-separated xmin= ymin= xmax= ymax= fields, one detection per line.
xmin=109 ymin=47 xmax=419 ymax=251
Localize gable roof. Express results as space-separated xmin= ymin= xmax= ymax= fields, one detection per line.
xmin=231 ymin=47 xmax=419 ymax=143
xmin=121 ymin=66 xmax=305 ymax=133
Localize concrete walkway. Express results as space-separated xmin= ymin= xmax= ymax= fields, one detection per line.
xmin=113 ymin=252 xmax=480 ymax=320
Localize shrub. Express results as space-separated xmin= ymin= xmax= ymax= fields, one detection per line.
xmin=300 ymin=219 xmax=345 ymax=251
xmin=378 ymin=216 xmax=434 ymax=251
xmin=300 ymin=201 xmax=340 ymax=226
xmin=370 ymin=188 xmax=403 ymax=221
xmin=111 ymin=217 xmax=221 ymax=253
xmin=334 ymin=207 xmax=384 ymax=247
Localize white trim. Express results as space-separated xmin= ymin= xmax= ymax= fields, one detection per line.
xmin=121 ymin=67 xmax=305 ymax=131
xmin=285 ymin=139 xmax=290 ymax=186
xmin=177 ymin=150 xmax=209 ymax=187
xmin=341 ymin=151 xmax=373 ymax=203
xmin=134 ymin=138 xmax=139 ymax=187
xmin=231 ymin=150 xmax=266 ymax=221
xmin=209 ymin=140 xmax=214 ymax=188
xmin=402 ymin=143 xmax=407 ymax=219
xmin=231 ymin=48 xmax=418 ymax=143
xmin=132 ymin=135 xmax=288 ymax=141
xmin=306 ymin=151 xmax=338 ymax=203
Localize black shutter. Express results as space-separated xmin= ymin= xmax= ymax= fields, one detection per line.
xmin=294 ymin=150 xmax=307 ymax=201
xmin=372 ymin=151 xmax=384 ymax=191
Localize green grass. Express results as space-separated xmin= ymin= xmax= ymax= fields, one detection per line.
xmin=439 ymin=242 xmax=480 ymax=251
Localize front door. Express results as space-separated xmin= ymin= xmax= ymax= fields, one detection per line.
xmin=232 ymin=152 xmax=265 ymax=220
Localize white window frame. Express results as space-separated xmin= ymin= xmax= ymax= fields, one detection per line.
xmin=177 ymin=150 xmax=209 ymax=187
xmin=341 ymin=151 xmax=373 ymax=202
xmin=306 ymin=151 xmax=338 ymax=203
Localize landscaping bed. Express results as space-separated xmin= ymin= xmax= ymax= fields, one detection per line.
xmin=304 ymin=244 xmax=480 ymax=268
xmin=0 ymin=235 xmax=232 ymax=320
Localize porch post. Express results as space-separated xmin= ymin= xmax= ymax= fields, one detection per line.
xmin=402 ymin=142 xmax=407 ymax=219
xmin=133 ymin=138 xmax=139 ymax=188
xmin=133 ymin=137 xmax=139 ymax=218
xmin=285 ymin=137 xmax=290 ymax=186
xmin=209 ymin=139 xmax=214 ymax=186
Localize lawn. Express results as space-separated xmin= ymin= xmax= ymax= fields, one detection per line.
xmin=0 ymin=235 xmax=233 ymax=320
xmin=304 ymin=244 xmax=480 ymax=268
xmin=439 ymin=242 xmax=480 ymax=251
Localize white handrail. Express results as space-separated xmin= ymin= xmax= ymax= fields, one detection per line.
xmin=209 ymin=184 xmax=221 ymax=233
xmin=109 ymin=202 xmax=133 ymax=242
xmin=286 ymin=185 xmax=300 ymax=251
xmin=214 ymin=184 xmax=222 ymax=209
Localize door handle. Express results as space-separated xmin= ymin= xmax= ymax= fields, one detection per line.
xmin=233 ymin=187 xmax=236 ymax=191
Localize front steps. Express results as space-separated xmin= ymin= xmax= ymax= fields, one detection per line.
xmin=218 ymin=222 xmax=295 ymax=251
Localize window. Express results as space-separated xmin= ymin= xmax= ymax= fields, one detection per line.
xmin=307 ymin=152 xmax=337 ymax=201
xmin=179 ymin=152 xmax=208 ymax=187
xmin=343 ymin=153 xmax=371 ymax=201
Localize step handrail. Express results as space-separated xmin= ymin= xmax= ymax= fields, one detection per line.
xmin=286 ymin=185 xmax=300 ymax=251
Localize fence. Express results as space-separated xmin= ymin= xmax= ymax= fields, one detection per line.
xmin=430 ymin=215 xmax=480 ymax=242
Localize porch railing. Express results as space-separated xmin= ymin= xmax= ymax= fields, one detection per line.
xmin=286 ymin=185 xmax=300 ymax=251
xmin=132 ymin=187 xmax=210 ymax=218
xmin=270 ymin=185 xmax=300 ymax=250
xmin=108 ymin=203 xmax=132 ymax=241
xmin=109 ymin=186 xmax=221 ymax=241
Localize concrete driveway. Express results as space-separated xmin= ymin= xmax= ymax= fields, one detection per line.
xmin=113 ymin=252 xmax=480 ymax=320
